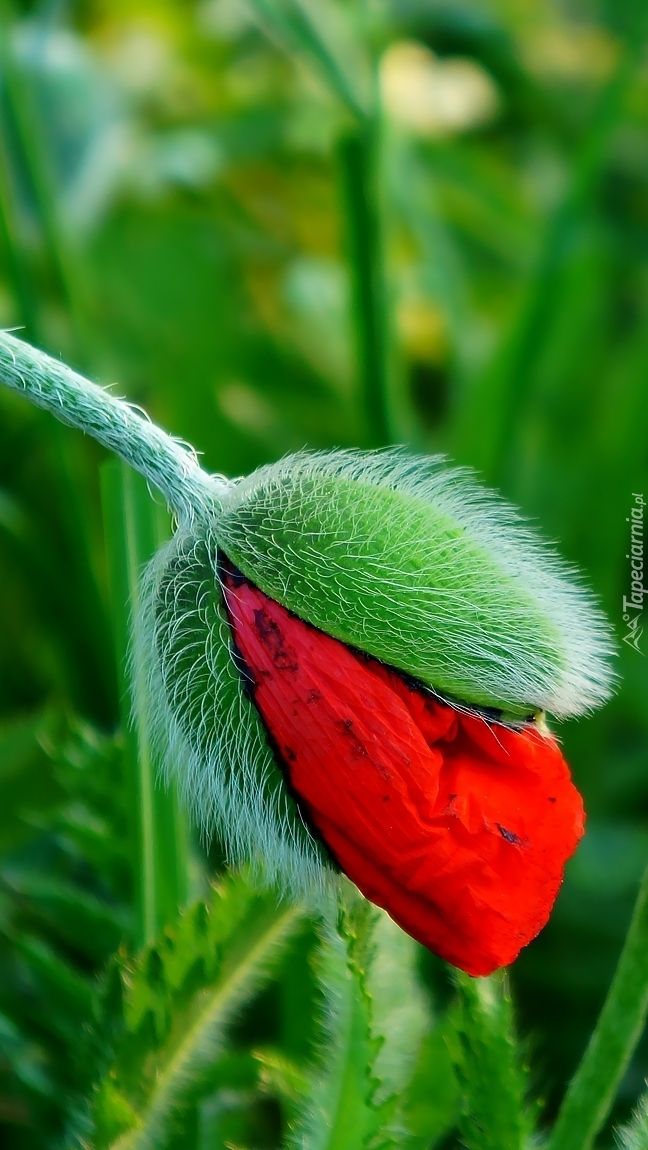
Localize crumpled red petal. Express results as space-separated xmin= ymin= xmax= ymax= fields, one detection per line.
xmin=221 ymin=559 xmax=585 ymax=976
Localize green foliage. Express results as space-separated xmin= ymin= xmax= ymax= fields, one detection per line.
xmin=0 ymin=709 xmax=131 ymax=1141
xmin=79 ymin=871 xmax=303 ymax=1149
xmin=401 ymin=1023 xmax=460 ymax=1149
xmin=548 ymin=866 xmax=648 ymax=1150
xmin=286 ymin=900 xmax=390 ymax=1150
xmin=452 ymin=971 xmax=533 ymax=1150
xmin=247 ymin=0 xmax=371 ymax=122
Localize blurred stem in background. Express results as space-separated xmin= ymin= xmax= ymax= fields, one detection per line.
xmin=340 ymin=123 xmax=395 ymax=446
xmin=338 ymin=122 xmax=394 ymax=447
xmin=102 ymin=461 xmax=190 ymax=946
xmin=0 ymin=109 xmax=39 ymax=343
xmin=248 ymin=0 xmax=396 ymax=446
xmin=549 ymin=863 xmax=648 ymax=1150
xmin=0 ymin=0 xmax=90 ymax=363
xmin=0 ymin=0 xmax=204 ymax=940
xmin=456 ymin=4 xmax=648 ymax=491
xmin=0 ymin=0 xmax=115 ymax=723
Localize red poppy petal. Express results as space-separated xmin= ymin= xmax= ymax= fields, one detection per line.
xmin=221 ymin=559 xmax=585 ymax=976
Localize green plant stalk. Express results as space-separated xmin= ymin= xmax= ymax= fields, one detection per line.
xmin=246 ymin=0 xmax=391 ymax=445
xmin=0 ymin=331 xmax=229 ymax=523
xmin=248 ymin=0 xmax=367 ymax=121
xmin=0 ymin=126 xmax=40 ymax=343
xmin=0 ymin=0 xmax=90 ymax=359
xmin=548 ymin=864 xmax=648 ymax=1150
xmin=101 ymin=461 xmax=190 ymax=947
xmin=0 ymin=15 xmax=125 ymax=723
xmin=458 ymin=17 xmax=648 ymax=488
xmin=338 ymin=121 xmax=394 ymax=447
xmin=453 ymin=971 xmax=532 ymax=1150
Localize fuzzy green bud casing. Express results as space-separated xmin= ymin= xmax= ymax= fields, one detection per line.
xmin=217 ymin=450 xmax=615 ymax=719
xmin=141 ymin=528 xmax=328 ymax=895
xmin=140 ymin=446 xmax=614 ymax=935
xmin=0 ymin=333 xmax=615 ymax=969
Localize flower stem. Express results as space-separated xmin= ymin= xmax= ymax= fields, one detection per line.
xmin=548 ymin=864 xmax=648 ymax=1150
xmin=0 ymin=331 xmax=231 ymax=523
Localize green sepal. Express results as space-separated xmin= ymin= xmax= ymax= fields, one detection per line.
xmin=217 ymin=449 xmax=615 ymax=717
xmin=139 ymin=526 xmax=328 ymax=895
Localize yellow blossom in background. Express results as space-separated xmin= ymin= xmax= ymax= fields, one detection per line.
xmin=380 ymin=41 xmax=500 ymax=137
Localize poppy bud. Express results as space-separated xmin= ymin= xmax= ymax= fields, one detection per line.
xmin=0 ymin=337 xmax=611 ymax=972
xmin=219 ymin=554 xmax=584 ymax=977
xmin=143 ymin=449 xmax=614 ymax=976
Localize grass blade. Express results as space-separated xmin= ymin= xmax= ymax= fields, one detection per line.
xmin=454 ymin=15 xmax=648 ymax=487
xmin=248 ymin=0 xmax=370 ymax=122
xmin=0 ymin=0 xmax=90 ymax=358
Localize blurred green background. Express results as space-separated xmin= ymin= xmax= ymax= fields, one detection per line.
xmin=0 ymin=0 xmax=647 ymax=1146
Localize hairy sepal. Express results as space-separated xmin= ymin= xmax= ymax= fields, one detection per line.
xmin=137 ymin=526 xmax=327 ymax=896
xmin=217 ymin=449 xmax=615 ymax=718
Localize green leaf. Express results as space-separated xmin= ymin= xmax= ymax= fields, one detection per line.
xmin=83 ymin=870 xmax=303 ymax=1150
xmin=401 ymin=1022 xmax=460 ymax=1149
xmin=366 ymin=912 xmax=431 ymax=1107
xmin=2 ymin=871 xmax=128 ymax=959
xmin=0 ymin=1010 xmax=53 ymax=1098
xmin=548 ymin=865 xmax=648 ymax=1150
xmin=368 ymin=910 xmax=459 ymax=1148
xmin=254 ymin=1046 xmax=311 ymax=1113
xmin=286 ymin=895 xmax=394 ymax=1150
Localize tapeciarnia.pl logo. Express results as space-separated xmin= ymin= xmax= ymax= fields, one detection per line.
xmin=622 ymin=493 xmax=645 ymax=653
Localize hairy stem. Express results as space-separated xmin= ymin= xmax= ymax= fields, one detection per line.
xmin=0 ymin=332 xmax=231 ymax=523
xmin=548 ymin=864 xmax=648 ymax=1150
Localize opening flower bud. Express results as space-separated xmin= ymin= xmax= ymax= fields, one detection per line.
xmin=0 ymin=336 xmax=615 ymax=974
xmin=143 ymin=449 xmax=614 ymax=976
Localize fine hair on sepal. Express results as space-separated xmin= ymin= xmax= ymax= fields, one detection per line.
xmin=218 ymin=448 xmax=617 ymax=718
xmin=134 ymin=523 xmax=329 ymax=898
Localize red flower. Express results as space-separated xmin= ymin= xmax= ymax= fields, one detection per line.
xmin=221 ymin=557 xmax=585 ymax=976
